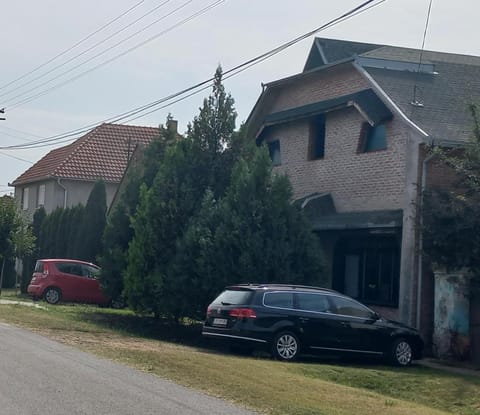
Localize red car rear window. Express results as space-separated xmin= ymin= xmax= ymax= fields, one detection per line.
xmin=34 ymin=261 xmax=44 ymax=273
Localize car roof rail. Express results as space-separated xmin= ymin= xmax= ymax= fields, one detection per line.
xmin=228 ymin=283 xmax=337 ymax=293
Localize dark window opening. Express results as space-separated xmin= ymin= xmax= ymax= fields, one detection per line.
xmin=309 ymin=115 xmax=325 ymax=160
xmin=333 ymin=235 xmax=400 ymax=307
xmin=267 ymin=140 xmax=281 ymax=166
xmin=358 ymin=123 xmax=387 ymax=153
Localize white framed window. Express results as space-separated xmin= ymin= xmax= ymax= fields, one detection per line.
xmin=37 ymin=184 xmax=46 ymax=207
xmin=22 ymin=187 xmax=29 ymax=210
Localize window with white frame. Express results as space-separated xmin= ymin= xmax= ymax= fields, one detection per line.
xmin=37 ymin=184 xmax=46 ymax=207
xmin=22 ymin=187 xmax=29 ymax=210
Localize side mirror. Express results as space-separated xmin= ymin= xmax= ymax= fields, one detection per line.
xmin=371 ymin=311 xmax=380 ymax=321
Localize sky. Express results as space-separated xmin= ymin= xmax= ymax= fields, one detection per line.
xmin=1 ymin=0 xmax=479 ymax=194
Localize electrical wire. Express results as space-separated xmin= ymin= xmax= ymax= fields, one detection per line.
xmin=0 ymin=0 xmax=172 ymax=101
xmin=412 ymin=0 xmax=433 ymax=105
xmin=0 ymin=0 xmax=145 ymax=93
xmin=5 ymin=0 xmax=224 ymax=110
xmin=0 ymin=151 xmax=33 ymax=164
xmin=4 ymin=0 xmax=196 ymax=108
xmin=1 ymin=0 xmax=386 ymax=150
xmin=0 ymin=125 xmax=43 ymax=139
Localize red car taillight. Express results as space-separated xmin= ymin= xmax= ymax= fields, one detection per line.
xmin=229 ymin=308 xmax=256 ymax=319
xmin=206 ymin=307 xmax=213 ymax=317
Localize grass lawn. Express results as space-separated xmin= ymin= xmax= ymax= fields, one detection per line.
xmin=0 ymin=295 xmax=479 ymax=415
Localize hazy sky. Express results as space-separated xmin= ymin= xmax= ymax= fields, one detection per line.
xmin=1 ymin=0 xmax=479 ymax=193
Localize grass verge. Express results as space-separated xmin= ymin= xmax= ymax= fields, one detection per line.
xmin=0 ymin=301 xmax=479 ymax=415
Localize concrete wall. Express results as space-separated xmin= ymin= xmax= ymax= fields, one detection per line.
xmin=58 ymin=179 xmax=117 ymax=210
xmin=14 ymin=179 xmax=118 ymax=216
xmin=433 ymin=269 xmax=471 ymax=359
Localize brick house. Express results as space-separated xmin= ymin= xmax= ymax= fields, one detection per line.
xmin=246 ymin=38 xmax=480 ymax=350
xmin=10 ymin=123 xmax=160 ymax=215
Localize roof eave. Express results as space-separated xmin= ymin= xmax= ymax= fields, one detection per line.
xmin=352 ymin=60 xmax=429 ymax=139
xmin=246 ymin=59 xmax=356 ymax=138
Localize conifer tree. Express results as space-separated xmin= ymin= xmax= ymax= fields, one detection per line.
xmin=75 ymin=180 xmax=107 ymax=263
xmin=100 ymin=120 xmax=174 ymax=300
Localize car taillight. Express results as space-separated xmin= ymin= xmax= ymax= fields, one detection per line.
xmin=206 ymin=307 xmax=212 ymax=316
xmin=229 ymin=308 xmax=256 ymax=319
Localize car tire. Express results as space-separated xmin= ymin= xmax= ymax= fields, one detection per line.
xmin=44 ymin=287 xmax=61 ymax=305
xmin=390 ymin=338 xmax=413 ymax=366
xmin=272 ymin=331 xmax=300 ymax=361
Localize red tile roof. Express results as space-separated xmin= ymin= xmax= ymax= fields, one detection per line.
xmin=12 ymin=123 xmax=160 ymax=185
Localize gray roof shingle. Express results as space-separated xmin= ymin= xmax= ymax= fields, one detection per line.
xmin=305 ymin=38 xmax=480 ymax=144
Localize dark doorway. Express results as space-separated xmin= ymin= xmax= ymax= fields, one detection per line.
xmin=333 ymin=234 xmax=400 ymax=307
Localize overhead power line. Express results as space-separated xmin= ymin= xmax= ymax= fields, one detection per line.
xmin=1 ymin=0 xmax=386 ymax=151
xmin=5 ymin=0 xmax=224 ymax=110
xmin=0 ymin=0 xmax=180 ymax=104
xmin=0 ymin=150 xmax=33 ymax=164
xmin=412 ymin=0 xmax=433 ymax=106
xmin=0 ymin=0 xmax=145 ymax=93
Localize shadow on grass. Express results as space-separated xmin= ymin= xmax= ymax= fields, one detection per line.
xmin=73 ymin=308 xmax=480 ymax=385
xmin=77 ymin=310 xmax=205 ymax=345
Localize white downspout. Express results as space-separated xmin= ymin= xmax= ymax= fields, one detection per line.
xmin=57 ymin=178 xmax=67 ymax=208
xmin=416 ymin=151 xmax=435 ymax=329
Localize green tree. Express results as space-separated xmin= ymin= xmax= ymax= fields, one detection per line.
xmin=75 ymin=180 xmax=107 ymax=263
xmin=0 ymin=196 xmax=35 ymax=293
xmin=423 ymin=104 xmax=480 ymax=278
xmin=99 ymin=120 xmax=174 ymax=300
xmin=124 ymin=68 xmax=325 ymax=319
xmin=187 ymin=66 xmax=238 ymax=197
xmin=20 ymin=207 xmax=46 ymax=293
xmin=124 ymin=138 xmax=203 ymax=317
xmin=173 ymin=149 xmax=326 ymax=318
xmin=66 ymin=205 xmax=85 ymax=258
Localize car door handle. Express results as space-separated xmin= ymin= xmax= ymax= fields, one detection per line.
xmin=341 ymin=322 xmax=349 ymax=327
xmin=299 ymin=317 xmax=309 ymax=322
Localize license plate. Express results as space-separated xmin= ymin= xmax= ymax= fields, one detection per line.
xmin=213 ymin=318 xmax=228 ymax=327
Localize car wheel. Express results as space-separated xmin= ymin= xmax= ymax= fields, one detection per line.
xmin=44 ymin=287 xmax=61 ymax=305
xmin=272 ymin=331 xmax=300 ymax=361
xmin=390 ymin=338 xmax=413 ymax=366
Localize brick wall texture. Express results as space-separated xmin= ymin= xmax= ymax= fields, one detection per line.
xmin=261 ymin=65 xmax=410 ymax=212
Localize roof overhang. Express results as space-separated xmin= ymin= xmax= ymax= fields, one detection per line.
xmin=310 ymin=209 xmax=403 ymax=231
xmin=256 ymin=88 xmax=393 ymax=143
xmin=296 ymin=192 xmax=403 ymax=231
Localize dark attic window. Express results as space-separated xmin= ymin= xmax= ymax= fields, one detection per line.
xmin=268 ymin=140 xmax=281 ymax=166
xmin=308 ymin=114 xmax=326 ymax=160
xmin=359 ymin=123 xmax=387 ymax=153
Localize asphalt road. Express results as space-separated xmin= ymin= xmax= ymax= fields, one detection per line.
xmin=0 ymin=322 xmax=257 ymax=415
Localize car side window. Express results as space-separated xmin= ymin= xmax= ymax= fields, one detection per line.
xmin=329 ymin=296 xmax=374 ymax=318
xmin=55 ymin=263 xmax=83 ymax=277
xmin=264 ymin=292 xmax=294 ymax=309
xmin=296 ymin=293 xmax=330 ymax=313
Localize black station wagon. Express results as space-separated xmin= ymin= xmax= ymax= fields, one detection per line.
xmin=202 ymin=284 xmax=423 ymax=366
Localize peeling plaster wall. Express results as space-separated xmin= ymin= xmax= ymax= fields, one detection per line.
xmin=433 ymin=270 xmax=471 ymax=359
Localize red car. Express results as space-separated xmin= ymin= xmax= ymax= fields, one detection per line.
xmin=27 ymin=259 xmax=110 ymax=306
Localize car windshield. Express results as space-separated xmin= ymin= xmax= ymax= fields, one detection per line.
xmin=211 ymin=289 xmax=253 ymax=306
